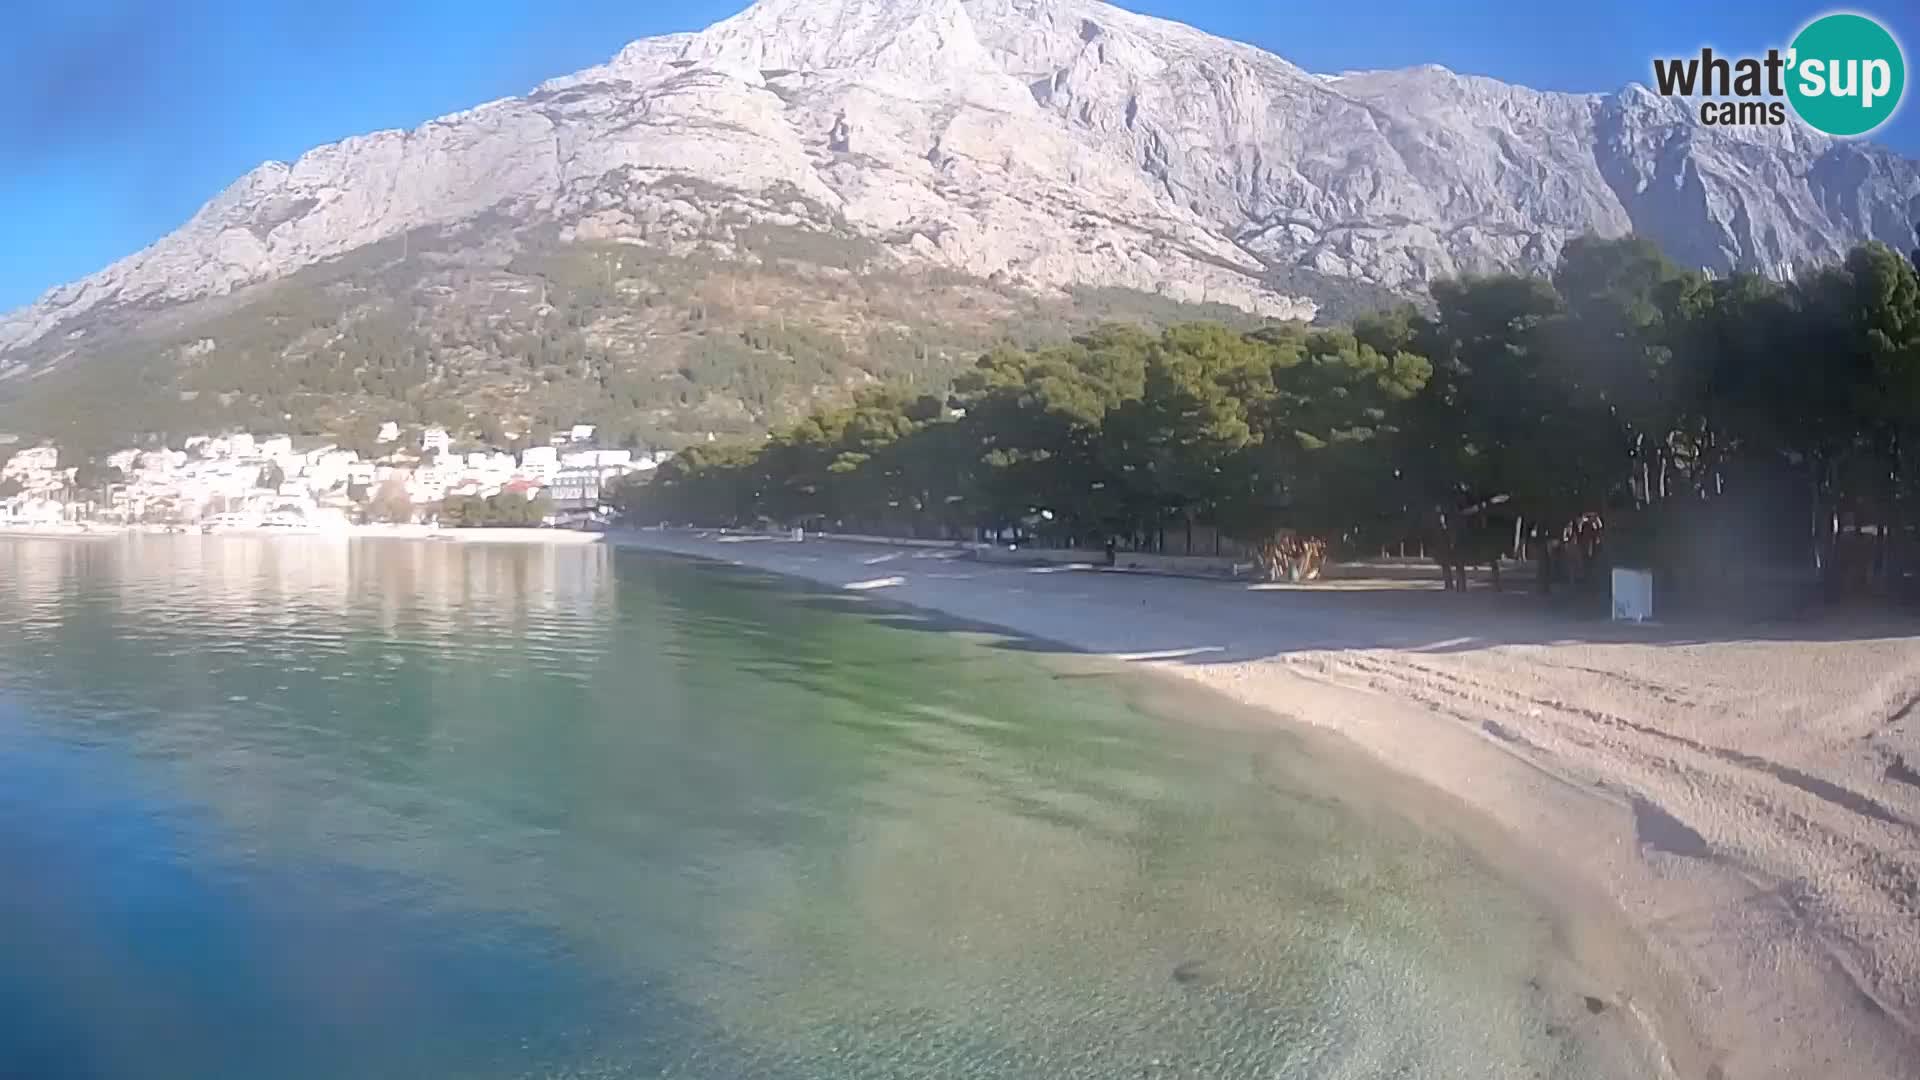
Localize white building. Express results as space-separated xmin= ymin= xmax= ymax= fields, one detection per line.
xmin=521 ymin=445 xmax=558 ymax=471
xmin=137 ymin=450 xmax=184 ymax=474
xmin=407 ymin=466 xmax=449 ymax=505
xmin=421 ymin=427 xmax=452 ymax=455
xmin=3 ymin=446 xmax=58 ymax=476
xmin=560 ymin=448 xmax=631 ymax=469
xmin=2 ymin=497 xmax=63 ymax=525
xmin=259 ymin=435 xmax=294 ymax=459
xmin=550 ymin=463 xmax=630 ymax=508
xmin=568 ymin=424 xmax=597 ymax=444
xmin=304 ymin=450 xmax=359 ymax=495
xmin=376 ymin=422 xmax=401 ymax=445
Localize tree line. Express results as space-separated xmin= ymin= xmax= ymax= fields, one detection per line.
xmin=620 ymin=234 xmax=1920 ymax=610
xmin=439 ymin=492 xmax=555 ymax=528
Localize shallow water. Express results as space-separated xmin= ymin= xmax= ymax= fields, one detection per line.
xmin=0 ymin=537 xmax=1662 ymax=1078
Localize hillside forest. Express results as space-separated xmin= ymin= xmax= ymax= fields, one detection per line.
xmin=0 ymin=191 xmax=1373 ymax=458
xmin=622 ymin=235 xmax=1920 ymax=611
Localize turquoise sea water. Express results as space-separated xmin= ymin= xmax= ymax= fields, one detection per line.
xmin=0 ymin=537 xmax=1663 ymax=1078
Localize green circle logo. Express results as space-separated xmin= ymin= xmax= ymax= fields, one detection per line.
xmin=1787 ymin=13 xmax=1906 ymax=137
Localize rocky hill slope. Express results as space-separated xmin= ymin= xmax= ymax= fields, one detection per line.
xmin=3 ymin=0 xmax=1917 ymax=448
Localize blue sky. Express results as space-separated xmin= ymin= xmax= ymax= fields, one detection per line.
xmin=2 ymin=1 xmax=1915 ymax=313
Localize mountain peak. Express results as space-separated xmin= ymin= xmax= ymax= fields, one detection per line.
xmin=693 ymin=0 xmax=987 ymax=72
xmin=4 ymin=0 xmax=1918 ymax=360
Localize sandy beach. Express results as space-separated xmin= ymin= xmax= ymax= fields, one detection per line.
xmin=607 ymin=529 xmax=1920 ymax=1079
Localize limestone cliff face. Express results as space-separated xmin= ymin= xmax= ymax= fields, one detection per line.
xmin=5 ymin=0 xmax=1917 ymax=353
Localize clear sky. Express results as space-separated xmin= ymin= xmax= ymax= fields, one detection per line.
xmin=3 ymin=1 xmax=1915 ymax=314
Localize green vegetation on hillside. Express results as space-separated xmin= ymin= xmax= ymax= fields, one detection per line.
xmin=0 ymin=217 xmax=1324 ymax=459
xmin=439 ymin=491 xmax=554 ymax=528
xmin=626 ymin=236 xmax=1920 ymax=609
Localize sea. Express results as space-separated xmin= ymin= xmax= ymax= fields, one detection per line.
xmin=0 ymin=536 xmax=1666 ymax=1078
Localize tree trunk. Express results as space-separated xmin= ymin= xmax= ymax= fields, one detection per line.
xmin=1886 ymin=429 xmax=1906 ymax=596
xmin=1811 ymin=457 xmax=1837 ymax=596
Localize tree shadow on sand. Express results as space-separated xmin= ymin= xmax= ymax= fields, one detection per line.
xmin=756 ymin=559 xmax=1920 ymax=671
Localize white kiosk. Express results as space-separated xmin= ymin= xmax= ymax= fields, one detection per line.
xmin=1611 ymin=567 xmax=1654 ymax=623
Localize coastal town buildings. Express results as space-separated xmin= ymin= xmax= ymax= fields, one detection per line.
xmin=0 ymin=427 xmax=670 ymax=529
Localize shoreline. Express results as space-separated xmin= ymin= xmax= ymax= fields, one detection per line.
xmin=604 ymin=529 xmax=1920 ymax=1080
xmin=8 ymin=525 xmax=1917 ymax=1075
xmin=0 ymin=523 xmax=596 ymax=543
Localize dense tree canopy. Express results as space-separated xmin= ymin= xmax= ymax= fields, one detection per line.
xmin=69 ymin=461 xmax=125 ymax=495
xmin=627 ymin=235 xmax=1920 ymax=607
xmin=439 ymin=492 xmax=554 ymax=528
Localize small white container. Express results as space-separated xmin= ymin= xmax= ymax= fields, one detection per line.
xmin=1611 ymin=567 xmax=1654 ymax=622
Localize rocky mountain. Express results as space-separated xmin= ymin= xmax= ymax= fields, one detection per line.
xmin=3 ymin=0 xmax=1918 ymax=447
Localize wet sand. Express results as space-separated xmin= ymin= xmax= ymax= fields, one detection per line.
xmin=613 ymin=529 xmax=1920 ymax=1080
